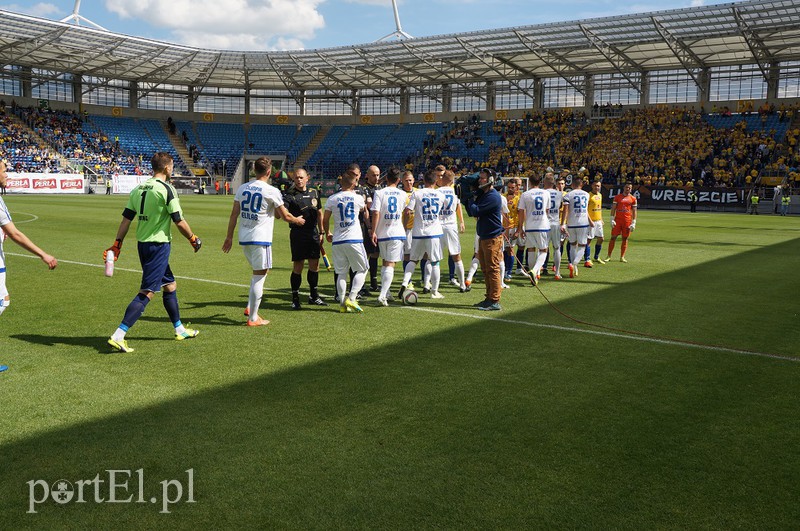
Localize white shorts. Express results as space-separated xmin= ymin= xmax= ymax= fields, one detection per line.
xmin=403 ymin=229 xmax=413 ymax=254
xmin=588 ymin=220 xmax=604 ymax=240
xmin=441 ymin=226 xmax=461 ymax=255
xmin=549 ymin=224 xmax=562 ymax=248
xmin=242 ymin=244 xmax=272 ymax=271
xmin=410 ymin=236 xmax=443 ymax=262
xmin=378 ymin=239 xmax=404 ymax=263
xmin=567 ymin=226 xmax=590 ymax=245
xmin=473 ymin=233 xmax=480 ymax=254
xmin=332 ymin=242 xmax=368 ymax=275
xmin=524 ymin=230 xmax=549 ymax=250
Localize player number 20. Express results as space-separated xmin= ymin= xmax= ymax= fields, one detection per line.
xmin=241 ymin=191 xmax=263 ymax=213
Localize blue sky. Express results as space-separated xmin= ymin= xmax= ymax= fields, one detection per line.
xmin=1 ymin=0 xmax=708 ymax=51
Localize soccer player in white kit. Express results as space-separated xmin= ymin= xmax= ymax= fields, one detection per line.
xmin=517 ymin=174 xmax=551 ymax=284
xmin=437 ymin=169 xmax=467 ymax=291
xmin=560 ymin=175 xmax=594 ymax=278
xmin=543 ymin=173 xmax=564 ymax=280
xmin=399 ymin=169 xmax=446 ymax=299
xmin=323 ymin=167 xmax=369 ymax=313
xmin=222 ymin=156 xmax=306 ymax=326
xmin=370 ymin=167 xmax=407 ymax=306
xmin=0 ymin=160 xmax=58 ymax=318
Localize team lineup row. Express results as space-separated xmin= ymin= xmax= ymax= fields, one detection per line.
xmin=0 ymin=153 xmax=639 ymax=355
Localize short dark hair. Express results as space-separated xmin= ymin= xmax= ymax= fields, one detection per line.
xmin=254 ymin=156 xmax=272 ymax=177
xmin=424 ymin=169 xmax=438 ymax=185
xmin=529 ymin=175 xmax=541 ymax=186
xmin=151 ymin=152 xmax=173 ymax=174
xmin=386 ymin=167 xmax=402 ymax=184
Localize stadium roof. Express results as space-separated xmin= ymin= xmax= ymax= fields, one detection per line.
xmin=1 ymin=0 xmax=799 ymax=96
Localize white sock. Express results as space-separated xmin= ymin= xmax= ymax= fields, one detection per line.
xmin=431 ymin=263 xmax=441 ymax=292
xmin=350 ymin=271 xmax=366 ymax=300
xmin=380 ymin=266 xmax=394 ymax=299
xmin=424 ymin=261 xmax=432 ymax=287
xmin=534 ymin=249 xmax=548 ymax=277
xmin=112 ymin=327 xmax=125 ymax=341
xmin=500 ymin=260 xmax=506 ymax=281
xmin=553 ymin=248 xmax=562 ymax=274
xmin=455 ymin=260 xmax=465 ymax=288
xmin=572 ymin=246 xmax=583 ymax=266
xmin=249 ymin=274 xmax=266 ymax=321
xmin=337 ymin=276 xmax=348 ymax=303
xmin=467 ymin=257 xmax=479 ymax=282
xmin=402 ymin=261 xmax=416 ymax=287
xmin=0 ymin=297 xmax=7 ymax=317
xmin=526 ymin=250 xmax=536 ymax=276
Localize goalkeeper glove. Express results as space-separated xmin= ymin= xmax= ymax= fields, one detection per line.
xmin=611 ymin=219 xmax=616 ymax=228
xmin=103 ymin=239 xmax=122 ymax=261
xmin=189 ymin=234 xmax=202 ymax=252
xmin=630 ymin=221 xmax=636 ymax=231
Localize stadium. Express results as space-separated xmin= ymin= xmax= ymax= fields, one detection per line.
xmin=0 ymin=0 xmax=799 ymax=527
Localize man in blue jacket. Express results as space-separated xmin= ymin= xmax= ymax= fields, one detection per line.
xmin=468 ymin=169 xmax=504 ymax=311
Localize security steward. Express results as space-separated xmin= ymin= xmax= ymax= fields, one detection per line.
xmin=283 ymin=168 xmax=327 ymax=309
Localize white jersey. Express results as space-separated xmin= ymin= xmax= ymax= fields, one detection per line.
xmin=0 ymin=197 xmax=11 ymax=271
xmin=234 ymin=180 xmax=284 ymax=246
xmin=326 ymin=190 xmax=366 ymax=244
xmin=518 ymin=188 xmax=551 ymax=232
xmin=438 ymin=186 xmax=459 ymax=228
xmin=564 ymin=189 xmax=590 ymax=228
xmin=546 ymin=189 xmax=564 ymax=224
xmin=370 ymin=186 xmax=407 ymax=241
xmin=501 ymin=194 xmax=510 ymax=215
xmin=406 ymin=188 xmax=445 ymax=238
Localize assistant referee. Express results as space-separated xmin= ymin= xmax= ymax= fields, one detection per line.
xmin=283 ymin=168 xmax=327 ymax=309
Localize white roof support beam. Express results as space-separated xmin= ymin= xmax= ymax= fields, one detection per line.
xmin=579 ymin=24 xmax=642 ymax=93
xmin=650 ymin=17 xmax=704 ymax=88
xmin=455 ymin=37 xmax=537 ymax=101
xmin=514 ymin=31 xmax=585 ymax=95
xmin=733 ymin=6 xmax=773 ymax=82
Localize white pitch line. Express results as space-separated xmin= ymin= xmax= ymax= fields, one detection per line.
xmin=7 ymin=252 xmax=796 ymax=363
xmin=406 ymin=307 xmax=798 ymax=363
xmin=9 ymin=212 xmax=39 ymax=224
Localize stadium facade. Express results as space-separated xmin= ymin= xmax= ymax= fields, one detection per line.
xmin=0 ymin=0 xmax=799 ymax=125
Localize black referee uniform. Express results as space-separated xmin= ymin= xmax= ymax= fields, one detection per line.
xmin=361 ymin=181 xmax=382 ymax=291
xmin=283 ymin=184 xmax=325 ymax=307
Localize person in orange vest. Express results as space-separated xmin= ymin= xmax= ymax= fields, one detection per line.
xmin=224 ymin=181 xmax=230 ymax=195
xmin=215 ymin=180 xmax=220 ymax=194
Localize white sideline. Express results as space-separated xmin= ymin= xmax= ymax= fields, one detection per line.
xmin=7 ymin=252 xmax=796 ymax=363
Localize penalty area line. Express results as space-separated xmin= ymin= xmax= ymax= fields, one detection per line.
xmin=405 ymin=306 xmax=799 ymax=364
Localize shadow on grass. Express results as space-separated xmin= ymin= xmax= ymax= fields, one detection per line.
xmin=1 ymin=239 xmax=799 ymax=528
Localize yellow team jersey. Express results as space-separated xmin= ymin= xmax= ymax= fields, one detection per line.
xmin=403 ymin=187 xmax=417 ymax=229
xmin=588 ymin=192 xmax=603 ymax=222
xmin=505 ymin=192 xmax=521 ymax=228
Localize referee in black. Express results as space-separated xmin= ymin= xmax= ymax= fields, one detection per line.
xmin=283 ymin=168 xmax=327 ymax=309
xmin=362 ymin=165 xmax=383 ymax=293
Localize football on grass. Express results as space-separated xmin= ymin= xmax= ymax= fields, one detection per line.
xmin=403 ymin=290 xmax=419 ymax=305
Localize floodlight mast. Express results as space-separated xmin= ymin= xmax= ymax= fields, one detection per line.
xmin=376 ymin=0 xmax=412 ymax=42
xmin=60 ymin=0 xmax=108 ymax=31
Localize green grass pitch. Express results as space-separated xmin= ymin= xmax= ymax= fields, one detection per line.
xmin=1 ymin=194 xmax=798 ymax=528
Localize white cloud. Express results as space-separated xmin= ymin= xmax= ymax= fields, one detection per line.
xmin=104 ymin=0 xmax=325 ymax=51
xmin=0 ymin=2 xmax=60 ymax=17
xmin=344 ymin=0 xmax=392 ymax=5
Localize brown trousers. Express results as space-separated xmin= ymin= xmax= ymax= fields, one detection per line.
xmin=477 ymin=235 xmax=503 ymax=303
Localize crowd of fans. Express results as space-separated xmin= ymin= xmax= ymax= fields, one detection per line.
xmin=0 ymin=100 xmax=798 ymax=192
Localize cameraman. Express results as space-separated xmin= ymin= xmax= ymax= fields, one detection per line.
xmin=467 ymin=169 xmax=504 ymax=311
